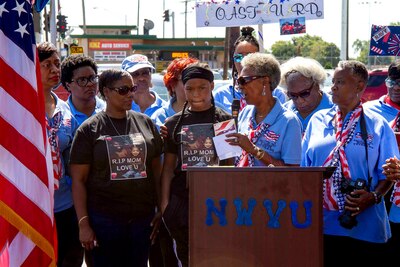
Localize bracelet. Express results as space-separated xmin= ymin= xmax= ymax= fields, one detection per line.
xmin=78 ymin=215 xmax=89 ymax=225
xmin=254 ymin=146 xmax=265 ymax=160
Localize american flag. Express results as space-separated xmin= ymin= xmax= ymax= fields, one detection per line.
xmin=0 ymin=0 xmax=56 ymax=266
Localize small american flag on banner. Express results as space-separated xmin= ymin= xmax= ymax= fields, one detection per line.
xmin=0 ymin=0 xmax=56 ymax=266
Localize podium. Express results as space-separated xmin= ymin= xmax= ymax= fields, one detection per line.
xmin=188 ymin=167 xmax=333 ymax=267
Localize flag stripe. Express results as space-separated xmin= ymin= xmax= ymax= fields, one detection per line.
xmin=0 ymin=31 xmax=37 ymax=89
xmin=0 ymin=60 xmax=42 ymax=122
xmin=0 ymin=117 xmax=48 ymax=186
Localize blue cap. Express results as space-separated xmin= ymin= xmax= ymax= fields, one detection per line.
xmin=121 ymin=54 xmax=155 ymax=73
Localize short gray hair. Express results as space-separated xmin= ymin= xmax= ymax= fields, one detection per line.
xmin=241 ymin=52 xmax=281 ymax=90
xmin=280 ymin=57 xmax=326 ymax=89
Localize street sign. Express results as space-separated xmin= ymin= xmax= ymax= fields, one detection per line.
xmin=70 ymin=46 xmax=84 ymax=54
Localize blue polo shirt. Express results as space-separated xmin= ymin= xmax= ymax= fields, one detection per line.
xmin=132 ymin=90 xmax=166 ymax=117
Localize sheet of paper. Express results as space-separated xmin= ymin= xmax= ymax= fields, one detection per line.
xmin=213 ymin=119 xmax=242 ymax=160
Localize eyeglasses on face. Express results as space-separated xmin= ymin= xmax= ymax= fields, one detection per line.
xmin=71 ymin=75 xmax=99 ymax=87
xmin=233 ymin=53 xmax=244 ymax=63
xmin=385 ymin=78 xmax=400 ymax=88
xmin=130 ymin=69 xmax=151 ymax=78
xmin=108 ymin=85 xmax=138 ymax=95
xmin=236 ymin=76 xmax=265 ymax=87
xmin=287 ymin=82 xmax=314 ymax=101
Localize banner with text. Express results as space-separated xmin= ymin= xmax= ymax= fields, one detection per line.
xmin=195 ymin=0 xmax=324 ymax=28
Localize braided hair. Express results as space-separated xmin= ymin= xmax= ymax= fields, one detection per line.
xmin=172 ymin=62 xmax=218 ymax=145
xmin=232 ymin=26 xmax=260 ymax=84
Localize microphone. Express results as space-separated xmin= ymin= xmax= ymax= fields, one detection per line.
xmin=231 ymin=99 xmax=240 ymax=132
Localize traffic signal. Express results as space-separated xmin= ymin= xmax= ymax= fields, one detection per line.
xmin=56 ymin=14 xmax=68 ymax=38
xmin=43 ymin=14 xmax=50 ymax=32
xmin=163 ymin=10 xmax=170 ymax=22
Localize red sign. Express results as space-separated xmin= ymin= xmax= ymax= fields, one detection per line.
xmin=89 ymin=41 xmax=131 ymax=50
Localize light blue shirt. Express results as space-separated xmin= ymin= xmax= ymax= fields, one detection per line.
xmin=301 ymin=105 xmax=399 ymax=243
xmin=237 ymin=97 xmax=302 ymax=165
xmin=50 ymin=93 xmax=78 ymax=213
xmin=283 ymin=91 xmax=334 ymax=132
xmin=151 ymin=96 xmax=177 ymax=129
xmin=67 ymin=95 xmax=106 ymax=125
xmin=132 ymin=90 xmax=167 ymax=117
xmin=213 ymin=84 xmax=287 ymax=114
xmin=364 ymin=95 xmax=400 ymax=223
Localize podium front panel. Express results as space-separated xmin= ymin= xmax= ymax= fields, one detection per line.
xmin=188 ymin=167 xmax=326 ymax=267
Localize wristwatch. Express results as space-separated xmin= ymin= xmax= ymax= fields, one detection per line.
xmin=371 ymin=191 xmax=382 ymax=204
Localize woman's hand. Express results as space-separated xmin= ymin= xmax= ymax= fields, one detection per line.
xmin=79 ymin=221 xmax=97 ymax=250
xmin=345 ymin=189 xmax=375 ymax=216
xmin=382 ymin=156 xmax=400 ymax=181
xmin=160 ymin=124 xmax=168 ymax=139
xmin=225 ymin=133 xmax=255 ymax=154
xmin=150 ymin=211 xmax=162 ymax=244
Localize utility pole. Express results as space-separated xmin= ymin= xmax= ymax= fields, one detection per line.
xmin=340 ymin=0 xmax=349 ymax=60
xmin=184 ymin=0 xmax=188 ymax=38
xmin=172 ymin=11 xmax=175 ymax=38
xmin=81 ymin=0 xmax=87 ymax=34
xmin=163 ymin=0 xmax=165 ymax=38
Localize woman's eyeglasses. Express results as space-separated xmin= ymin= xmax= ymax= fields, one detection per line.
xmin=233 ymin=53 xmax=244 ymax=63
xmin=287 ymin=82 xmax=314 ymax=101
xmin=385 ymin=78 xmax=400 ymax=88
xmin=71 ymin=75 xmax=99 ymax=87
xmin=236 ymin=76 xmax=265 ymax=87
xmin=108 ymin=85 xmax=138 ymax=95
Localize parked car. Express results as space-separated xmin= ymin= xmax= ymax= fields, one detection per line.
xmin=151 ymin=73 xmax=169 ymax=102
xmin=52 ymin=83 xmax=70 ymax=101
xmin=361 ymin=68 xmax=388 ymax=103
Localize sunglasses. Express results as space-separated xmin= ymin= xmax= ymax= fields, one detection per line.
xmin=236 ymin=76 xmax=265 ymax=87
xmin=385 ymin=78 xmax=400 ymax=88
xmin=71 ymin=75 xmax=99 ymax=87
xmin=233 ymin=53 xmax=244 ymax=63
xmin=108 ymin=85 xmax=138 ymax=95
xmin=287 ymin=82 xmax=314 ymax=101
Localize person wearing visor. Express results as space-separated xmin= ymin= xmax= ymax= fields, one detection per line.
xmin=226 ymin=53 xmax=302 ymax=167
xmin=213 ymin=26 xmax=286 ymax=114
xmin=280 ymin=57 xmax=333 ymax=133
xmin=364 ymin=59 xmax=400 ymax=256
xmin=121 ymin=54 xmax=166 ymax=117
xmin=70 ymin=69 xmax=163 ymax=266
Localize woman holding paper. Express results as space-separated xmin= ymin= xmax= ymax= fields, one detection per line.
xmin=226 ymin=53 xmax=302 ymax=167
xmin=161 ymin=62 xmax=232 ymax=266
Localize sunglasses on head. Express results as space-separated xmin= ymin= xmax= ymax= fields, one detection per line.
xmin=385 ymin=78 xmax=400 ymax=88
xmin=108 ymin=85 xmax=138 ymax=95
xmin=233 ymin=53 xmax=244 ymax=63
xmin=236 ymin=76 xmax=265 ymax=87
xmin=287 ymin=82 xmax=314 ymax=101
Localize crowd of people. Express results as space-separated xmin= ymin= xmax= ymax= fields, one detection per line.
xmin=38 ymin=25 xmax=400 ymax=266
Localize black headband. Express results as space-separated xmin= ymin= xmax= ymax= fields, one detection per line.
xmin=181 ymin=66 xmax=214 ymax=84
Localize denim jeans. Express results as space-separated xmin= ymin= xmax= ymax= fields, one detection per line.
xmin=89 ymin=211 xmax=153 ymax=267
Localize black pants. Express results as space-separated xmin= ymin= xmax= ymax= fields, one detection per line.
xmin=55 ymin=206 xmax=84 ymax=267
xmin=149 ymin=222 xmax=180 ymax=267
xmin=324 ymin=235 xmax=388 ymax=267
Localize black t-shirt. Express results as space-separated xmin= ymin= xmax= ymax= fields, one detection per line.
xmin=164 ymin=106 xmax=232 ymax=198
xmin=70 ymin=111 xmax=163 ymax=221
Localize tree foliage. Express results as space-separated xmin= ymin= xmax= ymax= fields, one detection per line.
xmin=270 ymin=34 xmax=340 ymax=68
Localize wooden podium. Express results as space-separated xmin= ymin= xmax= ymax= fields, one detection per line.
xmin=187 ymin=167 xmax=333 ymax=267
